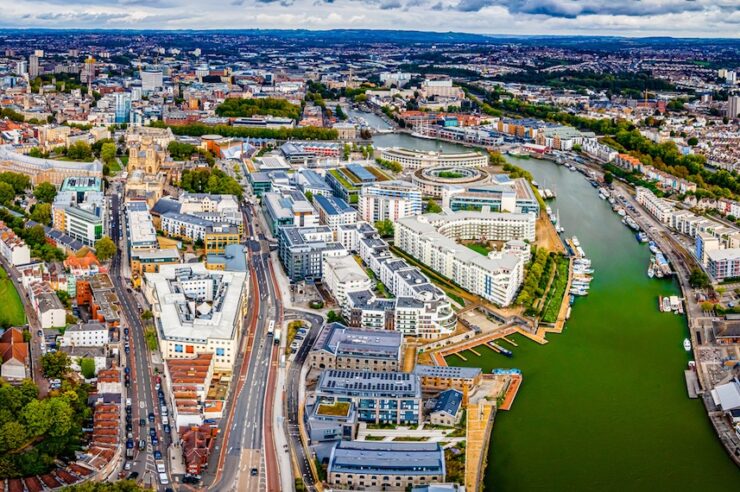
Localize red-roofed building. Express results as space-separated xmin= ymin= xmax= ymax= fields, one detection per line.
xmin=0 ymin=327 xmax=29 ymax=381
xmin=180 ymin=424 xmax=218 ymax=475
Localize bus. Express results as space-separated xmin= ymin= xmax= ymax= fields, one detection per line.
xmin=267 ymin=320 xmax=275 ymax=336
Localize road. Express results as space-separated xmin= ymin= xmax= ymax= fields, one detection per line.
xmin=108 ymin=182 xmax=172 ymax=489
xmin=204 ymin=202 xmax=282 ymax=492
xmin=283 ymin=309 xmax=323 ymax=491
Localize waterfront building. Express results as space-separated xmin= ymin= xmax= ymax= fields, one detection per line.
xmin=315 ymin=369 xmax=422 ymax=425
xmin=636 ymin=187 xmax=675 ymax=224
xmin=262 ymin=190 xmax=319 ymax=235
xmin=411 ymin=165 xmax=489 ymax=198
xmin=277 ymin=226 xmax=347 ymax=282
xmin=0 ymin=145 xmax=103 ymax=186
xmin=443 ymin=180 xmax=540 ymax=215
xmin=326 ymin=441 xmax=446 ymax=491
xmin=322 ymin=255 xmax=373 ymax=309
xmin=429 ymin=389 xmax=464 ymax=427
xmin=711 ymin=315 xmax=740 ymax=345
xmin=308 ymin=322 xmax=402 ymax=371
xmin=378 ymin=147 xmax=488 ymax=170
xmin=706 ymin=248 xmax=740 ymax=281
xmin=413 ymin=365 xmax=482 ymax=394
xmin=314 ymin=194 xmax=358 ymax=238
xmin=536 ymin=126 xmax=595 ymax=151
xmin=582 ymin=140 xmax=618 ymax=163
xmin=143 ymin=264 xmax=248 ymax=371
xmin=395 ymin=212 xmax=533 ymax=306
xmin=359 ymin=180 xmax=422 ymax=223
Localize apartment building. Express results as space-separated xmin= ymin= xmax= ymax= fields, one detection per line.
xmin=262 ymin=190 xmax=319 ymax=235
xmin=378 ymin=147 xmax=487 ymax=170
xmin=442 ymin=180 xmax=540 ymax=215
xmin=395 ymin=212 xmax=533 ymax=306
xmin=315 ymin=369 xmax=422 ymax=425
xmin=277 ymin=226 xmax=347 ymax=282
xmin=314 ymin=194 xmax=358 ymax=237
xmin=0 ymin=221 xmax=30 ymax=266
xmin=322 ymin=255 xmax=373 ymax=309
xmin=359 ymin=181 xmax=422 ymax=223
xmin=60 ymin=322 xmax=109 ymax=347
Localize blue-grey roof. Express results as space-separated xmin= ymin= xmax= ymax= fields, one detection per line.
xmin=162 ymin=212 xmax=214 ymax=228
xmin=206 ymin=244 xmax=248 ymax=272
xmin=312 ymin=322 xmax=402 ymax=360
xmin=313 ymin=194 xmax=354 ymax=216
xmin=346 ymin=163 xmax=376 ymax=183
xmin=328 ymin=441 xmax=445 ymax=476
xmin=151 ymin=197 xmax=181 ymax=216
xmin=318 ymin=369 xmax=420 ymax=399
xmin=413 ymin=365 xmax=482 ymax=380
xmin=433 ymin=389 xmax=463 ymax=417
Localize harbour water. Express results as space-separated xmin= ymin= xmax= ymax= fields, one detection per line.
xmin=369 ymin=133 xmax=739 ymax=490
xmin=445 ymin=157 xmax=740 ymax=490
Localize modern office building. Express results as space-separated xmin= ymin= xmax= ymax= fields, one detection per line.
xmin=143 ymin=264 xmax=248 ymax=371
xmin=314 ymin=194 xmax=358 ymax=238
xmin=359 ymin=180 xmax=422 ymax=223
xmin=395 ymin=212 xmax=534 ymax=306
xmin=129 ymin=248 xmax=181 ymax=287
xmin=315 ymin=369 xmax=422 ymax=425
xmin=262 ymin=190 xmax=319 ymax=235
xmin=277 ymin=226 xmax=347 ymax=281
xmin=141 ymin=69 xmax=164 ymax=92
xmin=64 ymin=206 xmax=104 ymax=247
xmin=411 ymin=165 xmax=489 ymax=198
xmin=326 ymin=441 xmax=446 ymax=491
xmin=308 ymin=322 xmax=403 ymax=371
xmin=379 ymin=147 xmax=488 ymax=170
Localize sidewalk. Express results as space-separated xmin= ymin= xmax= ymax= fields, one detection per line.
xmin=273 ymin=366 xmax=294 ymax=491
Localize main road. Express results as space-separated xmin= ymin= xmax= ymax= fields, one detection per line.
xmin=108 ymin=181 xmax=172 ymax=489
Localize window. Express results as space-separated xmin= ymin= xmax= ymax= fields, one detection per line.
xmin=216 ymin=348 xmax=225 ymax=356
xmin=174 ymin=344 xmax=183 ymax=353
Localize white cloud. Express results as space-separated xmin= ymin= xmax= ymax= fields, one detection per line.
xmin=0 ymin=0 xmax=737 ymax=36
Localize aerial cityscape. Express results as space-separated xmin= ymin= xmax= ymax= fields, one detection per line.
xmin=0 ymin=4 xmax=738 ymax=492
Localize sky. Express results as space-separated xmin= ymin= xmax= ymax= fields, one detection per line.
xmin=0 ymin=0 xmax=738 ymax=38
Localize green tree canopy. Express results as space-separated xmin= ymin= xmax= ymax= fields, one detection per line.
xmin=100 ymin=142 xmax=117 ymax=165
xmin=31 ymin=203 xmax=52 ymax=225
xmin=375 ymin=220 xmax=394 ymax=238
xmin=94 ymin=236 xmax=117 ymax=261
xmin=0 ymin=182 xmax=15 ymax=205
xmin=33 ymin=182 xmax=57 ymax=203
xmin=65 ymin=141 xmax=94 ymax=161
xmin=41 ymin=351 xmax=71 ymax=379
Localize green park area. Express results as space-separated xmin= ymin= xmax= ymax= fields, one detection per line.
xmin=0 ymin=266 xmax=26 ymax=327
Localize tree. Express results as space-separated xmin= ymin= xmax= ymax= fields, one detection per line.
xmin=0 ymin=421 xmax=26 ymax=453
xmin=426 ymin=199 xmax=442 ymax=213
xmin=700 ymin=301 xmax=714 ymax=312
xmin=65 ymin=141 xmax=93 ymax=161
xmin=488 ymin=151 xmax=507 ymax=166
xmin=95 ymin=236 xmax=117 ymax=261
xmin=142 ymin=310 xmax=153 ymax=321
xmin=304 ymin=190 xmax=314 ymax=203
xmin=21 ymin=399 xmax=51 ymax=437
xmin=375 ymin=220 xmax=394 ymax=238
xmin=30 ymin=203 xmax=52 ymax=225
xmin=100 ymin=142 xmax=117 ymax=165
xmin=24 ymin=224 xmax=46 ymax=247
xmin=0 ymin=182 xmax=15 ymax=205
xmin=34 ymin=182 xmax=57 ymax=203
xmin=603 ymin=172 xmax=614 ymax=185
xmin=689 ymin=268 xmax=710 ymax=289
xmin=326 ymin=310 xmax=342 ymax=323
xmin=687 ymin=137 xmax=699 ymax=146
xmin=79 ymin=358 xmax=96 ymax=379
xmin=47 ymin=398 xmax=73 ymax=437
xmin=41 ymin=351 xmax=71 ymax=379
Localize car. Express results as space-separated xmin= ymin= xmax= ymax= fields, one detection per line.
xmin=127 ymin=472 xmax=139 ymax=480
xmin=149 ymin=428 xmax=156 ymax=437
xmin=125 ymin=379 xmax=130 ymax=387
xmin=37 ymin=329 xmax=43 ymax=337
xmin=155 ymin=383 xmax=161 ymax=391
xmin=125 ymin=406 xmax=132 ymax=414
xmin=126 ymin=423 xmax=132 ymax=432
xmin=140 ymin=418 xmax=146 ymax=426
xmin=163 ymin=424 xmax=170 ymax=433
xmin=148 ymin=413 xmax=155 ymax=422
xmin=124 ymin=327 xmax=129 ymax=335
xmin=126 ymin=439 xmax=134 ymax=449
xmin=124 ymin=367 xmax=130 ymax=375
xmin=139 ymin=439 xmax=146 ymax=450
xmin=124 ymin=346 xmax=130 ymax=354
xmin=158 ymin=472 xmax=169 ymax=485
xmin=125 ymin=415 xmax=132 ymax=423
xmin=124 ymin=461 xmax=132 ymax=471
xmin=152 ymin=436 xmax=159 ymax=446
xmin=250 ymin=468 xmax=258 ymax=476
xmin=153 ymin=450 xmax=162 ymax=460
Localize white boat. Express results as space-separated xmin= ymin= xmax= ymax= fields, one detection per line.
xmin=683 ymin=338 xmax=692 ymax=351
xmin=572 ymin=236 xmax=580 ymax=248
xmin=617 ymin=209 xmax=627 ymax=217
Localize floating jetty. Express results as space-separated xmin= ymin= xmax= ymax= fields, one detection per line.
xmin=684 ymin=369 xmax=700 ymax=399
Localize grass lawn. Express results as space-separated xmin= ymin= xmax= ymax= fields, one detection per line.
xmin=0 ymin=266 xmax=27 ymax=326
xmin=466 ymin=242 xmax=492 ymax=256
xmin=317 ymin=402 xmax=351 ymax=417
xmin=108 ymin=158 xmax=123 ymax=174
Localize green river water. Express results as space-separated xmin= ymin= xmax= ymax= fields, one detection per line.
xmin=373 ymin=133 xmax=740 ymax=491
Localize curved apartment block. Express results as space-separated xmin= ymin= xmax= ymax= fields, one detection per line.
xmin=379 ymin=146 xmax=489 ymax=170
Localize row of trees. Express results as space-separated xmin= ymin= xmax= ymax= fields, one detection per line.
xmin=150 ymin=121 xmax=338 ymax=141
xmin=167 ymin=141 xmax=215 ymax=165
xmin=375 ymin=157 xmax=402 ymax=173
xmin=215 ymin=97 xmax=301 ymax=120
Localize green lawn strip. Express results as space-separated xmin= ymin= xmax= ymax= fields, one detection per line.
xmin=541 ymin=257 xmax=570 ymax=323
xmin=0 ymin=266 xmax=27 ymax=326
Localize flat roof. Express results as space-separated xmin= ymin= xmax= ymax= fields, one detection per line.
xmin=328 ymin=441 xmax=444 ymax=475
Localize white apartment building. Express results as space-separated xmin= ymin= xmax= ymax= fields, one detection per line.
xmin=0 ymin=223 xmax=30 ymax=266
xmin=359 ymin=181 xmax=422 ymax=223
xmin=322 ymin=255 xmax=373 ymax=308
xmin=636 ymin=187 xmax=675 ymax=224
xmin=143 ymin=264 xmax=248 ymax=371
xmin=395 ymin=212 xmax=535 ymax=307
xmin=379 ymin=147 xmax=488 ymax=170
xmin=60 ymin=322 xmax=109 ymax=347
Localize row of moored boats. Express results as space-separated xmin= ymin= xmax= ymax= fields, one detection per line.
xmin=569 ymin=236 xmax=593 ymax=298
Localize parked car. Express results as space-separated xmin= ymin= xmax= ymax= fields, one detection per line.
xmin=139 ymin=439 xmax=146 ymax=450
xmin=148 ymin=413 xmax=155 ymax=422
xmin=127 ymin=472 xmax=139 ymax=480
xmin=153 ymin=450 xmax=162 ymax=460
xmin=163 ymin=424 xmax=171 ymax=434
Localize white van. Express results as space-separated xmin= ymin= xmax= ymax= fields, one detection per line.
xmin=156 ymin=462 xmax=166 ymax=473
xmin=159 ymin=472 xmax=169 ymax=485
xmin=162 ymin=416 xmax=169 ymax=426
